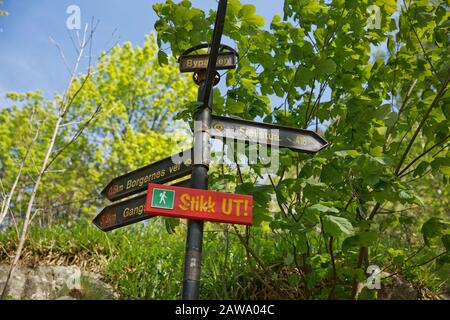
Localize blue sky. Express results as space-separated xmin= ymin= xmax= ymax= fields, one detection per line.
xmin=0 ymin=0 xmax=283 ymax=101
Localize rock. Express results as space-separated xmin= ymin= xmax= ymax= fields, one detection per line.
xmin=378 ymin=274 xmax=418 ymax=300
xmin=0 ymin=264 xmax=117 ymax=300
xmin=440 ymin=293 xmax=450 ymax=300
xmin=0 ymin=265 xmax=28 ymax=299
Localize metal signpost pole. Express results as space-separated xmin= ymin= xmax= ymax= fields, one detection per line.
xmin=182 ymin=0 xmax=228 ymax=300
xmin=181 ymin=82 xmax=209 ymax=300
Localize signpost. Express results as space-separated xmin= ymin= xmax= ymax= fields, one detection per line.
xmin=178 ymin=0 xmax=230 ymax=301
xmin=93 ymin=0 xmax=328 ymax=302
xmin=101 ymin=149 xmax=193 ymax=202
xmin=144 ymin=184 xmax=253 ymax=226
xmin=211 ymin=115 xmax=328 ymax=153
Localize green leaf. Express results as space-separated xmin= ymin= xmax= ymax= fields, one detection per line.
xmin=252 ymin=206 xmax=272 ymax=227
xmin=301 ymin=0 xmax=326 ymax=20
xmin=438 ymin=253 xmax=450 ymax=264
xmin=294 ymin=66 xmax=314 ymax=88
xmin=212 ymin=88 xmax=225 ymax=114
xmin=290 ymin=44 xmax=302 ymax=61
xmin=376 ymin=0 xmax=397 ymax=15
xmin=413 ymin=161 xmax=430 ymax=177
xmin=442 ymin=102 xmax=450 ymax=121
xmin=431 ymin=157 xmax=450 ymax=176
xmin=239 ymin=4 xmax=256 ymax=19
xmin=379 ymin=214 xmax=399 ymax=232
xmin=335 ymin=150 xmax=361 ymax=158
xmin=238 ymin=4 xmax=265 ymax=26
xmin=342 ymin=232 xmax=378 ymax=251
xmin=439 ymin=166 xmax=450 ymax=177
xmin=164 ymin=217 xmax=180 ymax=234
xmin=307 ymin=203 xmax=339 ymax=214
xmin=442 ymin=235 xmax=450 ymax=252
xmin=226 ymin=98 xmax=245 ymax=114
xmin=322 ymin=215 xmax=354 ymax=237
xmin=157 ymin=50 xmax=168 ymax=65
xmin=316 ymin=59 xmax=336 ymax=79
xmin=421 ymin=217 xmax=450 ymax=245
xmin=398 ymin=190 xmax=414 ymax=201
xmin=305 ymin=204 xmax=339 ymax=223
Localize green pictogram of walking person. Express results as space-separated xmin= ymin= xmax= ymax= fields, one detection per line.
xmin=151 ymin=188 xmax=175 ymax=209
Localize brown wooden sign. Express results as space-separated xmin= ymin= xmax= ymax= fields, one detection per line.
xmin=172 ymin=179 xmax=192 ymax=188
xmin=179 ymin=52 xmax=237 ymax=73
xmin=93 ymin=194 xmax=148 ymax=232
xmin=94 ymin=179 xmax=192 ymax=232
xmin=101 ymin=149 xmax=193 ymax=202
xmin=210 ymin=116 xmax=328 ymax=153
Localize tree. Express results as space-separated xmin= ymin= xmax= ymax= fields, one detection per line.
xmin=0 ymin=32 xmax=196 ymax=298
xmin=0 ymin=1 xmax=7 ymax=16
xmin=0 ymin=33 xmax=195 ymax=227
xmin=153 ymin=0 xmax=449 ymax=299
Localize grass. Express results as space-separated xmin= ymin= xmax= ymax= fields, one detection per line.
xmin=1 ymin=216 xmax=447 ymax=299
xmin=0 ymin=217 xmax=279 ymax=299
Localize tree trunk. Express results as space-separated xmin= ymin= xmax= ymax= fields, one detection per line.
xmin=1 ymin=115 xmax=62 ymax=299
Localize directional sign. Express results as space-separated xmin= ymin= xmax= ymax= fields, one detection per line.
xmin=101 ymin=149 xmax=193 ymax=202
xmin=210 ymin=116 xmax=328 ymax=153
xmin=94 ymin=179 xmax=192 ymax=232
xmin=179 ymin=52 xmax=237 ymax=73
xmin=144 ymin=184 xmax=253 ymax=226
xmin=93 ymin=194 xmax=149 ymax=232
xmin=172 ymin=179 xmax=192 ymax=188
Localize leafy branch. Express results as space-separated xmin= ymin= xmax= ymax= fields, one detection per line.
xmin=394 ymin=72 xmax=450 ymax=176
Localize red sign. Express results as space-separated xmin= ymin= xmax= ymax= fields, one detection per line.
xmin=144 ymin=184 xmax=253 ymax=225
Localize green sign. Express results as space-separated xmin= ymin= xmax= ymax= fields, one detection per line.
xmin=151 ymin=188 xmax=175 ymax=209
